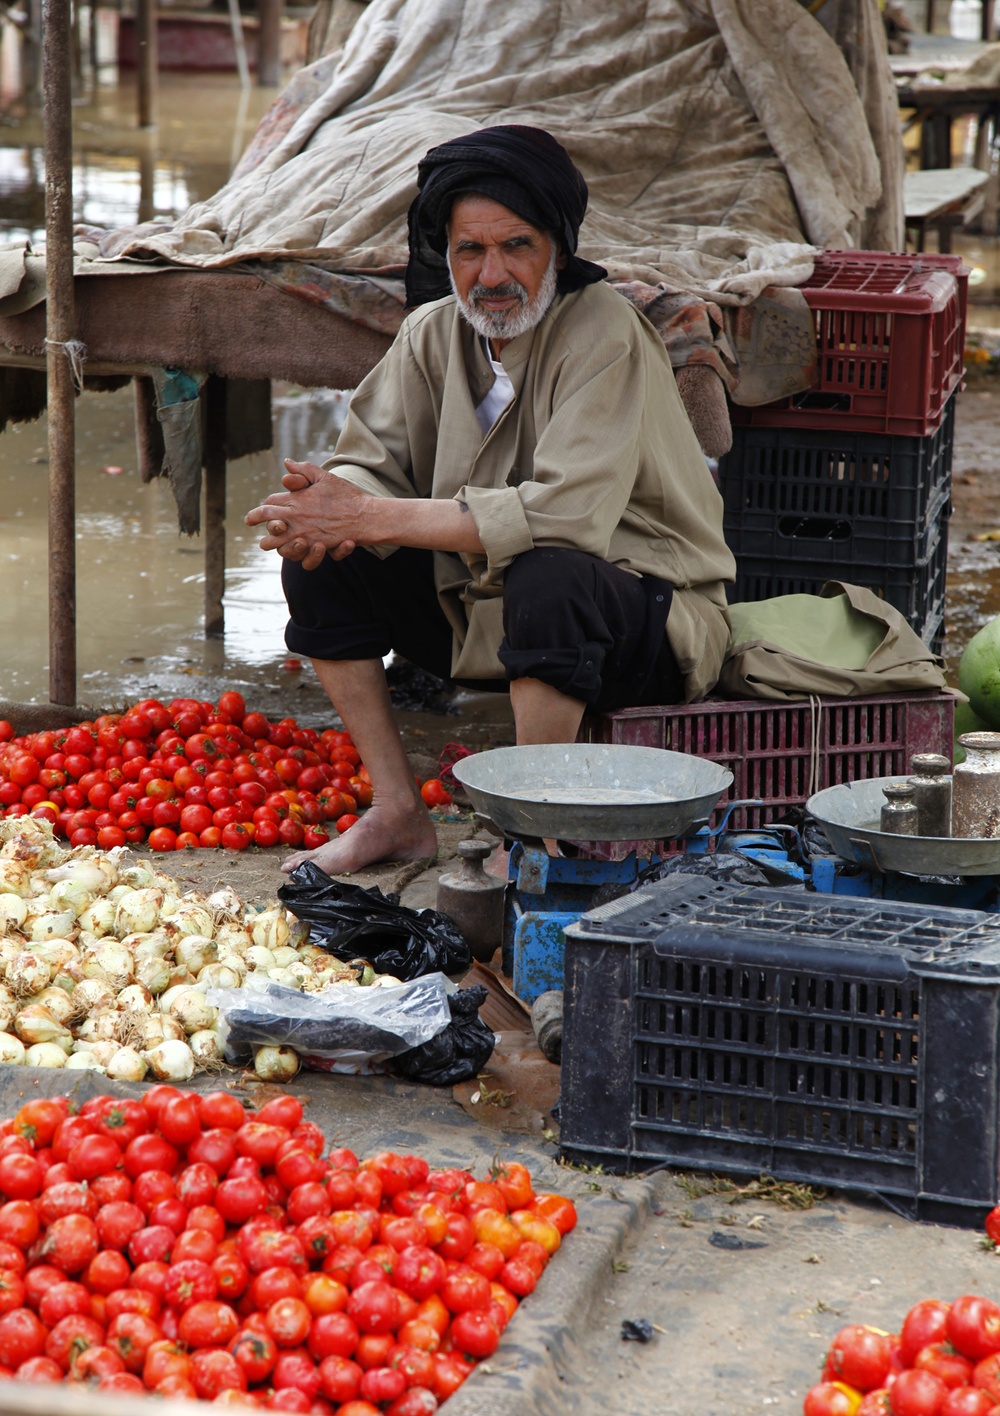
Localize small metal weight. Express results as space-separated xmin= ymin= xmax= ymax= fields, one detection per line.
xmin=953 ymin=731 xmax=1000 ymax=839
xmin=908 ymin=752 xmax=952 ymax=837
xmin=880 ymin=782 xmax=919 ymax=835
xmin=436 ymin=839 xmax=505 ymax=964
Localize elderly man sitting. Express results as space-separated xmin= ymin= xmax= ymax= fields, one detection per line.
xmin=246 ymin=125 xmax=735 ymax=875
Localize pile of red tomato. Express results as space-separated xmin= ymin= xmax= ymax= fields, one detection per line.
xmin=0 ymin=1086 xmax=576 ymax=1412
xmin=0 ymin=694 xmax=452 ymax=853
xmin=804 ymin=1295 xmax=1000 ymax=1415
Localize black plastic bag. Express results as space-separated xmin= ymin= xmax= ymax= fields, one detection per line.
xmin=391 ymin=984 xmax=495 ymax=1085
xmin=279 ymin=862 xmax=471 ymax=981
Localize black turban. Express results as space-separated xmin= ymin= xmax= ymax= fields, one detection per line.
xmin=404 ymin=125 xmax=607 ymax=308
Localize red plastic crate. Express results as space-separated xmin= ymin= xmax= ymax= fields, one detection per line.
xmin=577 ymin=691 xmax=955 ymax=860
xmin=730 ymin=251 xmax=968 ymax=437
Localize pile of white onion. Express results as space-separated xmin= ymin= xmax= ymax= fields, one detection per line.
xmin=0 ymin=817 xmax=393 ymax=1084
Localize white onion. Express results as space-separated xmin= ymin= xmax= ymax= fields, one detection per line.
xmin=114 ymin=887 xmax=164 ymax=937
xmin=116 ymin=982 xmax=153 ymax=1013
xmin=65 ymin=1051 xmax=106 ymax=1072
xmin=135 ymin=955 xmax=174 ymax=996
xmin=0 ymin=1033 xmax=24 ymax=1064
xmin=130 ymin=931 xmax=173 ymax=962
xmin=106 ymin=1046 xmax=148 ymax=1082
xmin=92 ymin=940 xmax=134 ymax=992
xmin=26 ymin=908 xmax=77 ymax=942
xmin=189 ymin=1027 xmax=223 ymax=1063
xmin=268 ymin=967 xmax=305 ymax=990
xmin=160 ymin=1015 xmax=186 ymax=1043
xmin=167 ymin=988 xmax=217 ymax=1036
xmin=117 ymin=862 xmax=159 ymax=890
xmin=245 ymin=946 xmax=276 ymax=973
xmin=6 ymin=952 xmax=51 ymax=995
xmin=88 ymin=1008 xmax=123 ymax=1043
xmin=77 ymin=897 xmax=117 ymax=936
xmin=45 ymin=859 xmax=113 ymax=895
xmin=250 ymin=909 xmax=290 ymax=952
xmin=48 ymin=878 xmax=96 ymax=918
xmin=168 ymin=901 xmax=215 ymax=938
xmin=0 ymin=897 xmax=28 ymax=933
xmin=196 ymin=962 xmax=242 ymax=990
xmin=34 ymin=986 xmax=75 ymax=1025
xmin=208 ymin=887 xmax=243 ymax=920
xmin=87 ymin=1039 xmax=123 ymax=1068
xmin=143 ymin=1038 xmax=195 ymax=1081
xmin=272 ymin=946 xmax=300 ymax=968
xmin=0 ymin=860 xmax=34 ymax=897
xmin=24 ymin=1041 xmax=67 ymax=1067
xmin=174 ymin=935 xmax=218 ymax=975
xmin=72 ymin=978 xmax=116 ymax=1014
xmin=215 ymin=922 xmax=250 ymax=955
xmin=253 ymin=1045 xmax=299 ymax=1082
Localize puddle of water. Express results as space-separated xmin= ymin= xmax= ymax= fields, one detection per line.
xmin=0 ymin=70 xmax=359 ymax=712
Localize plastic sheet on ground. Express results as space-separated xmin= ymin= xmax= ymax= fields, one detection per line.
xmin=208 ymin=972 xmax=454 ymax=1073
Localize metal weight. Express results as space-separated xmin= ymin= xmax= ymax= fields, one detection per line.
xmin=436 ymin=839 xmax=505 ymax=963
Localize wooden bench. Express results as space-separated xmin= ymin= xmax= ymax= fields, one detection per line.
xmin=904 ymin=165 xmax=990 ymax=250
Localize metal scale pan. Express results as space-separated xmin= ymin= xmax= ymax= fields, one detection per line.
xmin=807 ymin=776 xmax=1000 ymax=877
xmin=452 ymin=743 xmax=733 ymax=842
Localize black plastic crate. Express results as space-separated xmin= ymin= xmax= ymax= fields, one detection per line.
xmin=720 ymin=393 xmax=955 ymax=543
xmin=560 ymin=879 xmax=1000 ymax=1224
xmin=729 ymin=514 xmax=948 ymax=651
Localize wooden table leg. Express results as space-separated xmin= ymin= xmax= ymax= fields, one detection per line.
xmin=203 ymin=376 xmax=227 ymax=639
xmin=983 ymin=0 xmax=996 ymax=39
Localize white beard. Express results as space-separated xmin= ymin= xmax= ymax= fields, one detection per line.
xmin=450 ymin=247 xmax=558 ymax=342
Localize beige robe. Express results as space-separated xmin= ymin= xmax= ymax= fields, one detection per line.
xmin=325 ymin=281 xmax=736 ymax=702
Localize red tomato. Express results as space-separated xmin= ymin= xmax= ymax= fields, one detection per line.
xmin=273 ymin=1349 xmax=321 ymax=1398
xmin=308 ymin=1312 xmax=361 ymax=1362
xmin=360 ymin=1366 xmax=407 ymax=1405
xmin=45 ymin=1312 xmax=104 ymax=1372
xmin=188 ymin=1125 xmax=238 ymax=1174
xmin=0 ymin=1153 xmax=41 ymax=1200
xmin=395 ymin=1247 xmax=446 ymax=1303
xmin=440 ymin=1270 xmax=491 ymax=1315
xmin=251 ymin=1266 xmax=304 ymax=1310
xmin=85 ymin=1249 xmax=131 ymax=1295
xmin=232 ymin=1329 xmax=278 ymax=1384
xmin=0 ymin=1270 xmax=25 ymax=1317
xmin=132 ymin=1169 xmax=177 ymax=1214
xmin=178 ymin=1299 xmax=240 ymax=1349
xmin=318 ymin=1353 xmax=364 ymax=1403
xmin=163 ymin=1258 xmax=218 ymax=1312
xmin=106 ymin=1311 xmax=163 ymax=1373
xmin=124 ymin=1133 xmax=179 ymax=1179
xmin=41 ymin=1213 xmax=99 ymax=1273
xmin=75 ymin=1344 xmax=126 ymax=1382
xmin=420 ymin=779 xmax=451 ymax=808
xmin=13 ymin=1355 xmax=63 ymax=1382
xmin=214 ymin=1249 xmax=251 ymax=1302
xmin=10 ymin=1099 xmax=65 ymax=1152
xmin=949 ymin=1297 xmax=1000 ymax=1362
xmin=915 ymin=1343 xmax=974 ymax=1390
xmin=93 ymin=1099 xmax=149 ymax=1149
xmin=265 ymin=1297 xmax=312 ymax=1348
xmin=986 ymin=1207 xmax=1000 ymax=1246
xmin=828 ymin=1326 xmax=893 ymax=1393
xmin=449 ymin=1308 xmax=500 ymax=1359
xmin=191 ymin=1347 xmax=248 ymax=1400
xmin=347 ymin=1280 xmax=399 ymax=1335
xmin=888 ymin=1368 xmax=949 ymax=1416
xmin=216 ymin=1175 xmax=269 ymax=1227
xmin=96 ymin=1201 xmax=145 ymax=1252
xmin=199 ymin=1092 xmax=247 ymax=1131
xmin=38 ymin=1279 xmax=91 ymax=1327
xmin=942 ymin=1389 xmax=996 ymax=1415
xmin=802 ymin=1385 xmax=866 ymax=1416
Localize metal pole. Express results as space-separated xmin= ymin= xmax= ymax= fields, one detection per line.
xmin=43 ymin=0 xmax=77 ymax=706
xmin=257 ymin=0 xmax=281 ymax=86
xmin=137 ymin=0 xmax=157 ymax=129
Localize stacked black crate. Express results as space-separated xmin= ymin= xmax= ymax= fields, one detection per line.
xmin=719 ymin=252 xmax=969 ymax=652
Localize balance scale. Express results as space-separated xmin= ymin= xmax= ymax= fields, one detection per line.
xmin=452 ymin=744 xmax=733 ymax=1003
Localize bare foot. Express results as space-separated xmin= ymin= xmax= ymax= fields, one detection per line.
xmin=281 ymin=798 xmax=437 ymax=876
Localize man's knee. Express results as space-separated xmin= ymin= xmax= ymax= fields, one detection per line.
xmin=502 ymin=548 xmax=604 ymax=648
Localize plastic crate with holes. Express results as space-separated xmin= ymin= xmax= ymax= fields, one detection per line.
xmin=729 ymin=518 xmax=949 ymax=655
xmin=720 ymin=394 xmax=954 ymax=577
xmin=560 ymin=877 xmax=1000 ymax=1224
xmin=728 ymin=250 xmax=968 ymax=437
xmin=577 ymin=691 xmax=954 ymax=860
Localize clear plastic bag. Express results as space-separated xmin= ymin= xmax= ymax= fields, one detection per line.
xmin=207 ymin=972 xmax=454 ymax=1069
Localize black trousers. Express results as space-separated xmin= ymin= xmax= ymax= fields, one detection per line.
xmin=282 ymin=545 xmax=685 ymax=712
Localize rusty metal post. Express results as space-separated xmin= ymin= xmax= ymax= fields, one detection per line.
xmin=257 ymin=0 xmax=282 ymax=86
xmin=203 ymin=376 xmax=227 ymax=638
xmin=43 ymin=0 xmax=77 ymax=706
xmin=137 ymin=0 xmax=157 ymax=129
